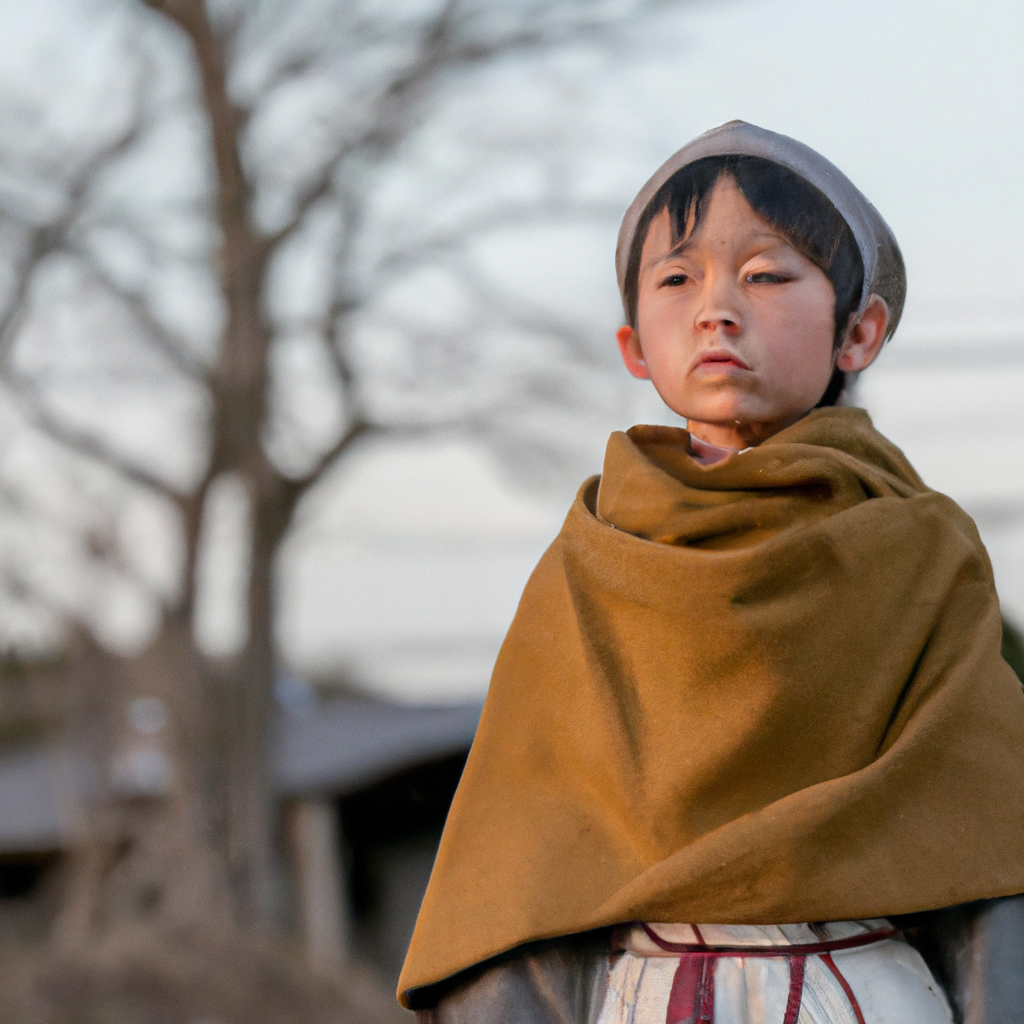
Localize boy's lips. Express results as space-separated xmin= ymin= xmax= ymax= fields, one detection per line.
xmin=692 ymin=348 xmax=751 ymax=372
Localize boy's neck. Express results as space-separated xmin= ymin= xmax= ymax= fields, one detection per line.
xmin=686 ymin=411 xmax=810 ymax=452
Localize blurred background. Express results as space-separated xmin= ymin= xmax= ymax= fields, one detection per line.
xmin=0 ymin=0 xmax=1020 ymax=1020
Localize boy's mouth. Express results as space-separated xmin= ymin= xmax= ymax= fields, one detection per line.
xmin=693 ymin=348 xmax=750 ymax=371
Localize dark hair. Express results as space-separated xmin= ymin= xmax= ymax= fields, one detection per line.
xmin=623 ymin=155 xmax=865 ymax=406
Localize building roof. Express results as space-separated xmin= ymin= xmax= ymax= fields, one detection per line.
xmin=273 ymin=697 xmax=482 ymax=798
xmin=0 ymin=695 xmax=482 ymax=855
xmin=0 ymin=744 xmax=66 ymax=853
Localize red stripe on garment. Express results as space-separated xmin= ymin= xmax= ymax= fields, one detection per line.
xmin=667 ymin=955 xmax=701 ymax=1023
xmin=663 ymin=943 xmax=807 ymax=1024
xmin=820 ymin=952 xmax=867 ymax=1024
xmin=641 ymin=923 xmax=898 ymax=957
xmin=654 ymin=925 xmax=885 ymax=1024
xmin=666 ymin=954 xmax=714 ymax=1024
xmin=782 ymin=957 xmax=805 ymax=1024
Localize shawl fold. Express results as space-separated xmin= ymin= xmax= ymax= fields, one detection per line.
xmin=399 ymin=408 xmax=1024 ymax=1007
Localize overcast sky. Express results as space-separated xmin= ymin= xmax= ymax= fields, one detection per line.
xmin=2 ymin=0 xmax=1022 ymax=697
xmin=3 ymin=0 xmax=1023 ymax=324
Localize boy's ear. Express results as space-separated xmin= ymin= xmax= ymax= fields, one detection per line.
xmin=836 ymin=295 xmax=889 ymax=373
xmin=616 ymin=326 xmax=650 ymax=379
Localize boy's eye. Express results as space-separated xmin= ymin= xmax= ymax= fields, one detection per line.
xmin=746 ymin=272 xmax=787 ymax=284
xmin=661 ymin=273 xmax=688 ymax=287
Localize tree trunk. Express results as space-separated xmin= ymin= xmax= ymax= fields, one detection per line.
xmin=136 ymin=0 xmax=286 ymax=929
xmin=221 ymin=487 xmax=284 ymax=925
xmin=52 ymin=619 xmax=231 ymax=948
xmin=52 ymin=483 xmax=298 ymax=940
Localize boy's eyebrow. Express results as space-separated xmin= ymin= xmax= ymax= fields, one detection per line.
xmin=647 ymin=230 xmax=792 ymax=268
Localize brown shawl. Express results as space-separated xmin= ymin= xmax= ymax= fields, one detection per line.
xmin=399 ymin=408 xmax=1024 ymax=1005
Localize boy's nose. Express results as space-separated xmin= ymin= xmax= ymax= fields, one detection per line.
xmin=694 ymin=303 xmax=742 ymax=335
xmin=695 ymin=312 xmax=741 ymax=334
xmin=694 ymin=278 xmax=742 ymax=335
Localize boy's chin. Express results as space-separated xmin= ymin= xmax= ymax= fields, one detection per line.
xmin=675 ymin=397 xmax=756 ymax=427
xmin=679 ymin=392 xmax=817 ymax=427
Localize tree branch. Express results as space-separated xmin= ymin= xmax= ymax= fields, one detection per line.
xmin=67 ymin=243 xmax=209 ymax=382
xmin=279 ymin=406 xmax=488 ymax=516
xmin=0 ymin=97 xmax=147 ymax=360
xmin=284 ymin=416 xmax=375 ymax=499
xmin=449 ymin=254 xmax=610 ymax=363
xmin=375 ymin=197 xmax=625 ymax=275
xmin=0 ymin=564 xmax=67 ymax=635
xmin=261 ymin=0 xmax=651 ymax=251
xmin=259 ymin=0 xmax=485 ymax=249
xmin=0 ymin=376 xmax=187 ymax=504
xmin=0 ymin=473 xmax=170 ymax=612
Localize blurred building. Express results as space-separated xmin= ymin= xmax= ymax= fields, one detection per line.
xmin=276 ymin=689 xmax=481 ymax=985
xmin=0 ymin=674 xmax=480 ymax=991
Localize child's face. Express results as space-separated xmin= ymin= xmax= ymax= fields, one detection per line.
xmin=616 ymin=175 xmax=885 ymax=449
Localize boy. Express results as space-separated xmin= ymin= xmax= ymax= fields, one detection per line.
xmin=399 ymin=123 xmax=1024 ymax=1023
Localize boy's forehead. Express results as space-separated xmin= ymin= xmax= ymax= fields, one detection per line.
xmin=640 ymin=193 xmax=789 ymax=269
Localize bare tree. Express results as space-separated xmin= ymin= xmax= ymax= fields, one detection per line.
xmin=0 ymin=0 xmax=678 ymax=951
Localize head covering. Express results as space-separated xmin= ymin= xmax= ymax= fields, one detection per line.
xmin=615 ymin=121 xmax=906 ymax=338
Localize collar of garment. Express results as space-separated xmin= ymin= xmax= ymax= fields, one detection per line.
xmin=687 ymin=432 xmax=752 ymax=465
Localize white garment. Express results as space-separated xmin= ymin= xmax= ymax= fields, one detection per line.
xmin=597 ymin=922 xmax=952 ymax=1024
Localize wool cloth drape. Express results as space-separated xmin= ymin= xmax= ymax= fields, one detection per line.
xmin=399 ymin=407 xmax=1024 ymax=1008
